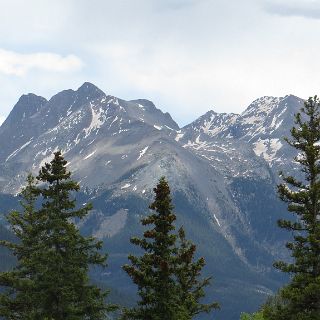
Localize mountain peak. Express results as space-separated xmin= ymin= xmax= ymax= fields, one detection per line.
xmin=241 ymin=96 xmax=284 ymax=118
xmin=3 ymin=93 xmax=47 ymax=126
xmin=241 ymin=95 xmax=305 ymax=121
xmin=282 ymin=94 xmax=304 ymax=105
xmin=46 ymin=82 xmax=106 ymax=114
xmin=127 ymin=99 xmax=179 ymax=131
xmin=76 ymin=82 xmax=105 ymax=98
xmin=181 ymin=109 xmax=239 ymax=138
xmin=203 ymin=110 xmax=218 ymax=116
xmin=17 ymin=93 xmax=47 ymax=109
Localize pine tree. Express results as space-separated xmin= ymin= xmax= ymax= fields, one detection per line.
xmin=122 ymin=177 xmax=218 ymax=319
xmin=176 ymin=227 xmax=219 ymax=319
xmin=0 ymin=151 xmax=116 ymax=319
xmin=264 ymin=96 xmax=320 ymax=319
xmin=0 ymin=174 xmax=40 ymax=319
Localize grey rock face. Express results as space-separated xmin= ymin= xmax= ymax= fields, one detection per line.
xmin=0 ymin=83 xmax=304 ymax=319
xmin=179 ymin=94 xmax=304 ymax=179
xmin=0 ymin=83 xmax=181 ymax=193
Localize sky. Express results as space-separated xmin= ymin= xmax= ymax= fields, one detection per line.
xmin=1 ymin=0 xmax=320 ymax=126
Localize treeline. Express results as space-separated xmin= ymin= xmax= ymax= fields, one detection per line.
xmin=0 ymin=152 xmax=218 ymax=319
xmin=0 ymin=96 xmax=320 ymax=319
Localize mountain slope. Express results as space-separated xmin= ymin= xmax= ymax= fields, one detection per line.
xmin=179 ymin=94 xmax=304 ymax=176
xmin=0 ymin=83 xmax=302 ymax=319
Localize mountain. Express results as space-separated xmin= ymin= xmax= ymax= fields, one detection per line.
xmin=0 ymin=83 xmax=304 ymax=319
xmin=179 ymin=95 xmax=304 ymax=177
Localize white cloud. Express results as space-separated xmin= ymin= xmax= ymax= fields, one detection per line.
xmin=1 ymin=0 xmax=320 ymax=125
xmin=264 ymin=0 xmax=320 ymax=19
xmin=0 ymin=49 xmax=84 ymax=76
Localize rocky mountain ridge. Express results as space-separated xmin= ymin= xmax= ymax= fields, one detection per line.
xmin=178 ymin=94 xmax=303 ymax=180
xmin=0 ymin=83 xmax=304 ymax=319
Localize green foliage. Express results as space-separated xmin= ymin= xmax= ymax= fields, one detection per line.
xmin=175 ymin=227 xmax=219 ymax=317
xmin=122 ymin=177 xmax=218 ymax=319
xmin=0 ymin=151 xmax=116 ymax=319
xmin=261 ymin=293 xmax=290 ymax=320
xmin=266 ymin=96 xmax=320 ymax=319
xmin=240 ymin=311 xmax=265 ymax=320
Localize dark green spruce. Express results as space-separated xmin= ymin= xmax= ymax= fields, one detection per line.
xmin=0 ymin=174 xmax=39 ymax=319
xmin=176 ymin=227 xmax=219 ymax=318
xmin=122 ymin=177 xmax=218 ymax=319
xmin=263 ymin=96 xmax=320 ymax=320
xmin=0 ymin=151 xmax=116 ymax=319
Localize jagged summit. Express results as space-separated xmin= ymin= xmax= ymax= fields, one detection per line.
xmin=241 ymin=94 xmax=303 ymax=118
xmin=1 ymin=93 xmax=47 ymax=128
xmin=46 ymin=83 xmax=106 ymax=114
xmin=179 ymin=94 xmax=304 ymax=178
xmin=125 ymin=99 xmax=179 ymax=131
xmin=0 ymin=83 xmax=181 ymax=170
xmin=181 ymin=109 xmax=239 ymax=138
xmin=18 ymin=93 xmax=47 ymax=104
xmin=76 ymin=82 xmax=106 ymax=97
xmin=241 ymin=96 xmax=284 ymax=117
xmin=12 ymin=93 xmax=47 ymax=113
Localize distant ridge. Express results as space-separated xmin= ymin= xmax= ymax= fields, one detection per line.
xmin=0 ymin=83 xmax=303 ymax=319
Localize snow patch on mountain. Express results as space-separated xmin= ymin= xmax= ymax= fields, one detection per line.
xmin=6 ymin=139 xmax=33 ymax=162
xmin=121 ymin=183 xmax=131 ymax=189
xmin=175 ymin=131 xmax=184 ymax=142
xmin=241 ymin=96 xmax=282 ymax=118
xmin=202 ymin=113 xmax=238 ymax=136
xmin=84 ymin=102 xmax=106 ymax=138
xmin=213 ymin=214 xmax=221 ymax=227
xmin=109 ymin=116 xmax=119 ymax=128
xmin=84 ymin=150 xmax=96 ymax=160
xmin=253 ymin=138 xmax=283 ymax=164
xmin=137 ymin=146 xmax=149 ymax=160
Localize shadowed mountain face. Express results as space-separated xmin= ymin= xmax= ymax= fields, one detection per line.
xmin=0 ymin=83 xmax=303 ymax=319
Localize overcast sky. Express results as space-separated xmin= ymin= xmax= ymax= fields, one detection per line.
xmin=1 ymin=0 xmax=320 ymax=126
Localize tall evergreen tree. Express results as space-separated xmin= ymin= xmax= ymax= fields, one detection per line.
xmin=0 ymin=151 xmax=116 ymax=319
xmin=0 ymin=174 xmax=40 ymax=319
xmin=264 ymin=96 xmax=320 ymax=320
xmin=176 ymin=227 xmax=219 ymax=318
xmin=122 ymin=177 xmax=218 ymax=319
